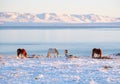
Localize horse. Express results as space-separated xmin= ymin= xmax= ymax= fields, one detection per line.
xmin=17 ymin=48 xmax=27 ymax=58
xmin=47 ymin=48 xmax=59 ymax=58
xmin=65 ymin=49 xmax=71 ymax=58
xmin=92 ymin=48 xmax=102 ymax=58
xmin=65 ymin=49 xmax=79 ymax=58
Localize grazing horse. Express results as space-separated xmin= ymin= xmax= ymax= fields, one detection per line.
xmin=92 ymin=48 xmax=102 ymax=58
xmin=47 ymin=48 xmax=59 ymax=58
xmin=17 ymin=48 xmax=27 ymax=58
xmin=65 ymin=49 xmax=72 ymax=57
xmin=65 ymin=49 xmax=78 ymax=58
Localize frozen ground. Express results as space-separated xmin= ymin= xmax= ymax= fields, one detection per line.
xmin=0 ymin=55 xmax=120 ymax=84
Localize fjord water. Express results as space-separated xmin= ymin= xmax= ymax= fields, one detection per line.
xmin=0 ymin=27 xmax=120 ymax=56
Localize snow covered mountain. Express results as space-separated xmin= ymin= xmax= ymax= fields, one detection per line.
xmin=0 ymin=12 xmax=120 ymax=25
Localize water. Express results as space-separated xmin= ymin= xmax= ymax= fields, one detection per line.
xmin=0 ymin=26 xmax=120 ymax=56
xmin=0 ymin=42 xmax=120 ymax=56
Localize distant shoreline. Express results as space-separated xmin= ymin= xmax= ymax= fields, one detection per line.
xmin=0 ymin=26 xmax=120 ymax=30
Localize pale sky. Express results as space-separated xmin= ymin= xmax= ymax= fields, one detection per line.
xmin=0 ymin=0 xmax=120 ymax=17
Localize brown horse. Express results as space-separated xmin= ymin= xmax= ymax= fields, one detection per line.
xmin=17 ymin=48 xmax=27 ymax=58
xmin=92 ymin=48 xmax=102 ymax=58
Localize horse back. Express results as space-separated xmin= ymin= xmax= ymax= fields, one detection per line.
xmin=93 ymin=48 xmax=102 ymax=54
xmin=21 ymin=49 xmax=27 ymax=56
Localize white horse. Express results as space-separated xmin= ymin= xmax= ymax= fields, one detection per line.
xmin=47 ymin=48 xmax=59 ymax=58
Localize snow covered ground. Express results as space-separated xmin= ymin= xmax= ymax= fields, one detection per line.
xmin=0 ymin=55 xmax=120 ymax=84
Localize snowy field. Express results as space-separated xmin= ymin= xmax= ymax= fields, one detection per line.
xmin=0 ymin=55 xmax=120 ymax=84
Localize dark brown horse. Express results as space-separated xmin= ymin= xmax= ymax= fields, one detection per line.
xmin=92 ymin=48 xmax=102 ymax=58
xmin=17 ymin=48 xmax=27 ymax=58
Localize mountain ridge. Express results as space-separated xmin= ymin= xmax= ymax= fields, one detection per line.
xmin=0 ymin=12 xmax=120 ymax=26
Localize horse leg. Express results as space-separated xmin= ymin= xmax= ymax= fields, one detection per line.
xmin=57 ymin=53 xmax=59 ymax=58
xmin=99 ymin=52 xmax=102 ymax=58
xmin=92 ymin=51 xmax=94 ymax=58
xmin=17 ymin=53 xmax=20 ymax=58
xmin=54 ymin=52 xmax=58 ymax=58
xmin=47 ymin=52 xmax=51 ymax=58
xmin=24 ymin=55 xmax=27 ymax=58
xmin=20 ymin=54 xmax=23 ymax=58
xmin=53 ymin=53 xmax=56 ymax=58
xmin=17 ymin=53 xmax=22 ymax=58
xmin=23 ymin=53 xmax=27 ymax=58
xmin=98 ymin=49 xmax=102 ymax=58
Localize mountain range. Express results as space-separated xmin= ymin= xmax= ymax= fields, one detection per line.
xmin=0 ymin=12 xmax=120 ymax=26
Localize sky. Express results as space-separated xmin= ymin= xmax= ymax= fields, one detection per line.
xmin=0 ymin=0 xmax=120 ymax=17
